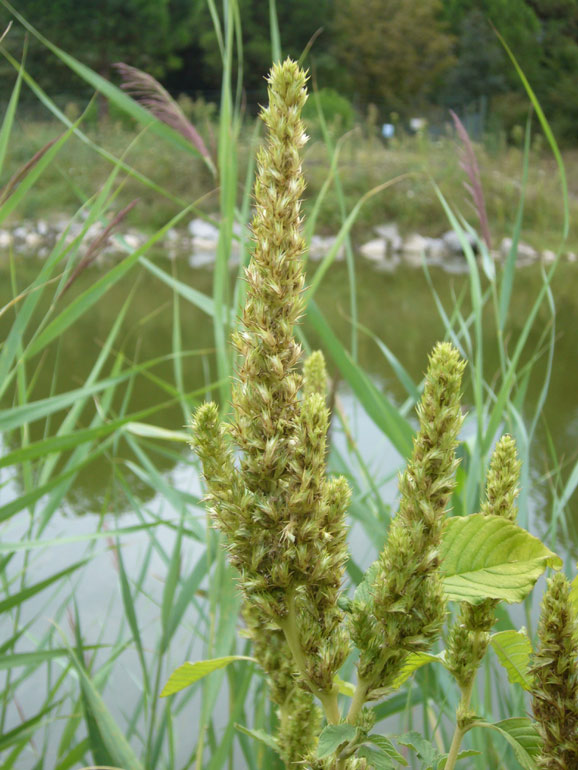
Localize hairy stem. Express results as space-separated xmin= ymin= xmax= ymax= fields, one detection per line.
xmin=346 ymin=678 xmax=369 ymax=725
xmin=445 ymin=677 xmax=475 ymax=770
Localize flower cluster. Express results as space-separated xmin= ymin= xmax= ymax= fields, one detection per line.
xmin=446 ymin=435 xmax=521 ymax=691
xmin=191 ymin=59 xmax=349 ymax=761
xmin=350 ymin=342 xmax=465 ymax=700
xmin=531 ymin=573 xmax=578 ymax=770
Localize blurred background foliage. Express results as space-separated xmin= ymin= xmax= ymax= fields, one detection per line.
xmin=1 ymin=0 xmax=577 ymax=143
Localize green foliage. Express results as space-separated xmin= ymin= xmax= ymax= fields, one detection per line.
xmin=332 ymin=0 xmax=455 ymax=114
xmin=303 ymin=88 xmax=356 ymax=138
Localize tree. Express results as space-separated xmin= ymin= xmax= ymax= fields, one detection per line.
xmin=332 ymin=0 xmax=455 ymax=116
xmin=1 ymin=0 xmax=192 ymax=112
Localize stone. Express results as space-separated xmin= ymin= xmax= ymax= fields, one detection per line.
xmin=359 ymin=238 xmax=386 ymax=262
xmin=442 ymin=229 xmax=477 ymax=255
xmin=307 ymin=235 xmax=344 ymax=261
xmin=0 ymin=230 xmax=13 ymax=248
xmin=188 ymin=218 xmax=219 ymax=240
xmin=189 ymin=252 xmax=216 ymax=268
xmin=36 ymin=220 xmax=49 ymax=236
xmin=374 ymin=223 xmax=402 ymax=253
xmin=25 ymin=232 xmax=42 ymax=248
xmin=541 ymin=249 xmax=556 ymax=264
xmin=567 ymin=251 xmax=577 ymax=263
xmin=402 ymin=234 xmax=430 ymax=265
xmin=499 ymin=237 xmax=538 ymax=264
xmin=427 ymin=237 xmax=450 ymax=262
xmin=123 ymin=233 xmax=142 ymax=250
xmin=192 ymin=237 xmax=218 ymax=253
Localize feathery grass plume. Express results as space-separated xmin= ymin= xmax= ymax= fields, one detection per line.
xmin=350 ymin=342 xmax=465 ymax=699
xmin=531 ymin=573 xmax=578 ymax=770
xmin=446 ymin=435 xmax=521 ymax=688
xmin=191 ymin=59 xmax=350 ymax=740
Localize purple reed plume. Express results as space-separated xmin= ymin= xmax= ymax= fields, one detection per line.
xmin=450 ymin=109 xmax=492 ymax=251
xmin=115 ymin=62 xmax=214 ymax=173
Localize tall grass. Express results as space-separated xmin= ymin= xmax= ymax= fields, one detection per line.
xmin=0 ymin=2 xmax=576 ymax=769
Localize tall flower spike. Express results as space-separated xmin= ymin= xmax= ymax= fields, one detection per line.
xmin=351 ymin=342 xmax=465 ymax=695
xmin=447 ymin=435 xmax=522 ymax=688
xmin=192 ymin=59 xmax=350 ymax=735
xmin=531 ymin=573 xmax=578 ymax=770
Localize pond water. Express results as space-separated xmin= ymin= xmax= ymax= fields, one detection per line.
xmin=1 ymin=253 xmax=577 ymax=767
xmin=2 ymin=254 xmax=576 ymax=550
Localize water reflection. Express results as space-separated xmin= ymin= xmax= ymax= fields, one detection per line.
xmin=1 ymin=255 xmax=576 ymax=553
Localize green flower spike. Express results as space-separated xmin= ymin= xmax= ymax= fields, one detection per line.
xmin=191 ymin=59 xmax=350 ymax=753
xmin=446 ymin=434 xmax=522 ymax=689
xmin=350 ymin=342 xmax=465 ymax=707
xmin=531 ymin=572 xmax=578 ymax=770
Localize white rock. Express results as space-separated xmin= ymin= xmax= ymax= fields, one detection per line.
xmin=25 ymin=232 xmax=42 ymax=248
xmin=13 ymin=226 xmax=28 ymax=240
xmin=0 ymin=230 xmax=13 ymax=248
xmin=123 ymin=233 xmax=141 ymax=250
xmin=499 ymin=237 xmax=538 ymax=263
xmin=427 ymin=237 xmax=450 ymax=261
xmin=567 ymin=251 xmax=577 ymax=263
xmin=165 ymin=228 xmax=179 ymax=243
xmin=402 ymin=233 xmax=430 ymax=256
xmin=188 ymin=218 xmax=219 ymax=240
xmin=541 ymin=249 xmax=556 ymax=264
xmin=189 ymin=252 xmax=216 ymax=268
xmin=36 ymin=220 xmax=49 ymax=236
xmin=359 ymin=238 xmax=386 ymax=262
xmin=442 ymin=229 xmax=476 ymax=255
xmin=192 ymin=237 xmax=218 ymax=253
xmin=374 ymin=223 xmax=403 ymax=252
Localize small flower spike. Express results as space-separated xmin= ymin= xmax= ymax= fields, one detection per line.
xmin=531 ymin=573 xmax=578 ymax=770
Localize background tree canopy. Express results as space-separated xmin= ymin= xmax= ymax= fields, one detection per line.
xmin=1 ymin=0 xmax=577 ymax=142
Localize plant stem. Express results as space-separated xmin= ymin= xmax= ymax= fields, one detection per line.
xmin=346 ymin=678 xmax=369 ymax=725
xmin=279 ymin=593 xmax=341 ymax=724
xmin=444 ymin=678 xmax=475 ymax=770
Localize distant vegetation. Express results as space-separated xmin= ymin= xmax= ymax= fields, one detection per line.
xmin=1 ymin=0 xmax=578 ymax=144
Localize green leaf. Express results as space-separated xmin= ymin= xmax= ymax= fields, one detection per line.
xmin=357 ymin=745 xmax=395 ymax=769
xmin=367 ymin=735 xmax=408 ymax=766
xmin=391 ymin=652 xmax=445 ymax=689
xmin=354 ymin=561 xmax=380 ymax=604
xmin=437 ymin=750 xmax=481 ymax=769
xmin=471 ymin=718 xmax=540 ymax=770
xmin=491 ymin=630 xmax=533 ymax=690
xmin=234 ymin=724 xmax=281 ymax=755
xmin=335 ymin=676 xmax=356 ymax=697
xmin=441 ymin=515 xmax=562 ymax=603
xmin=160 ymin=656 xmax=255 ymax=697
xmin=66 ymin=647 xmax=143 ymax=770
xmin=317 ymin=724 xmax=357 ymax=759
xmin=125 ymin=422 xmax=190 ymax=442
xmin=0 ymin=560 xmax=87 ymax=614
xmin=396 ymin=732 xmax=440 ymax=766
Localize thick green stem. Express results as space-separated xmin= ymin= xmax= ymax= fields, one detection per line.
xmin=279 ymin=594 xmax=341 ymax=725
xmin=346 ymin=678 xmax=369 ymax=725
xmin=445 ymin=678 xmax=475 ymax=770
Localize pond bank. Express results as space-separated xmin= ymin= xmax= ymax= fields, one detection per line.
xmin=1 ymin=216 xmax=576 ymax=272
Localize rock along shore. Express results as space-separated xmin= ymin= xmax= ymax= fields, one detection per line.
xmin=0 ymin=216 xmax=575 ymax=272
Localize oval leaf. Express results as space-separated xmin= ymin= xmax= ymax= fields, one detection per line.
xmin=491 ymin=630 xmax=533 ymax=690
xmin=160 ymin=656 xmax=255 ymax=697
xmin=472 ymin=718 xmax=540 ymax=770
xmin=317 ymin=724 xmax=357 ymax=759
xmin=441 ymin=515 xmax=562 ymax=603
xmin=391 ymin=652 xmax=445 ymax=689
